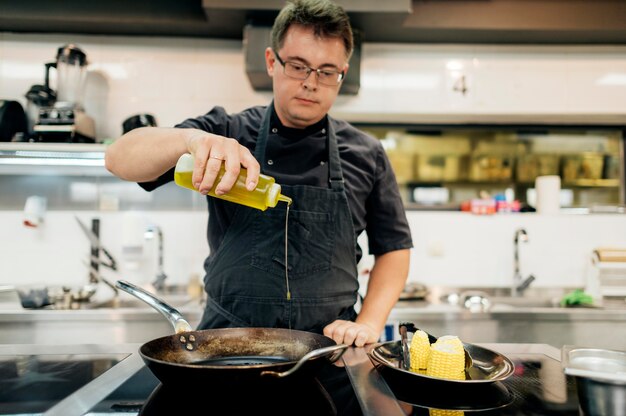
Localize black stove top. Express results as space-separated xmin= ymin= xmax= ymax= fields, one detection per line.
xmin=86 ymin=352 xmax=578 ymax=415
xmin=385 ymin=355 xmax=580 ymax=415
xmin=89 ymin=366 xmax=340 ymax=416
xmin=0 ymin=344 xmax=582 ymax=416
xmin=0 ymin=353 xmax=128 ymax=415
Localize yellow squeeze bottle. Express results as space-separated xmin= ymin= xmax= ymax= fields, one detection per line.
xmin=174 ymin=153 xmax=292 ymax=211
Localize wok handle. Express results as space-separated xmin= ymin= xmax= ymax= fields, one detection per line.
xmin=116 ymin=280 xmax=192 ymax=333
xmin=260 ymin=344 xmax=349 ymax=378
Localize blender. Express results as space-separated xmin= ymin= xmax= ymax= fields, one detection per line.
xmin=31 ymin=44 xmax=96 ymax=143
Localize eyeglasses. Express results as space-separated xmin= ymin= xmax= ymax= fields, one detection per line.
xmin=273 ymin=49 xmax=345 ymax=86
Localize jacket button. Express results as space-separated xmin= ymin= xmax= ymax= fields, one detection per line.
xmin=267 ymin=159 xmax=274 ymax=165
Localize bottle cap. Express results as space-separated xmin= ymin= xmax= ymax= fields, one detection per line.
xmin=175 ymin=153 xmax=193 ymax=173
xmin=267 ymin=183 xmax=281 ymax=208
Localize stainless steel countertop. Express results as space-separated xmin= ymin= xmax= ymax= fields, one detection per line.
xmin=0 ymin=290 xmax=204 ymax=321
xmin=2 ymin=285 xmax=625 ymax=322
xmin=0 ymin=342 xmax=561 ymax=416
xmin=1 ymin=299 xmax=625 ymax=321
xmin=0 ymin=307 xmax=203 ymax=322
xmin=390 ymin=300 xmax=626 ymax=321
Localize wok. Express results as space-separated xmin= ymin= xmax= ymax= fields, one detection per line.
xmin=116 ymin=280 xmax=348 ymax=385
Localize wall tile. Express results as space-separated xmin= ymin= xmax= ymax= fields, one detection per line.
xmin=2 ymin=210 xmax=626 ymax=292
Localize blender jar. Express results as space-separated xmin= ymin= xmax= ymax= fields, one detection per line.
xmin=55 ymin=44 xmax=88 ymax=107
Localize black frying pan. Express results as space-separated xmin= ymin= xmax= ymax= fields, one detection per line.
xmin=116 ymin=280 xmax=348 ymax=385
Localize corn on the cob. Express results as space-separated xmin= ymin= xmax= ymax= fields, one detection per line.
xmin=408 ymin=332 xmax=468 ymax=380
xmin=433 ymin=335 xmax=464 ymax=353
xmin=426 ymin=341 xmax=466 ymax=380
xmin=409 ymin=330 xmax=431 ymax=371
xmin=429 ymin=408 xmax=464 ymax=416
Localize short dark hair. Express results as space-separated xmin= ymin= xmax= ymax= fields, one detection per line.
xmin=271 ymin=0 xmax=354 ymax=60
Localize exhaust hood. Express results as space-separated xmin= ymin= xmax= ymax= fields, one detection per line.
xmin=206 ymin=0 xmax=410 ymax=94
xmin=2 ymin=1 xmax=623 ymax=44
xmin=201 ymin=0 xmax=412 ymax=14
xmin=243 ymin=25 xmax=362 ymax=94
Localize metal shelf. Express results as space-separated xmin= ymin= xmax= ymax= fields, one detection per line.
xmin=0 ymin=142 xmax=110 ymax=176
xmin=406 ymin=179 xmax=620 ymax=189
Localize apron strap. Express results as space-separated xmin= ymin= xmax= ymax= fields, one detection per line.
xmin=253 ymin=105 xmax=272 ymax=162
xmin=326 ymin=118 xmax=345 ymax=192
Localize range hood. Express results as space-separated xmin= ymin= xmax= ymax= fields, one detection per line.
xmin=206 ymin=0 xmax=410 ymax=94
xmin=201 ymin=0 xmax=412 ymax=14
xmin=243 ymin=25 xmax=362 ymax=95
xmin=1 ymin=0 xmax=624 ymax=44
xmin=201 ymin=0 xmax=626 ymax=44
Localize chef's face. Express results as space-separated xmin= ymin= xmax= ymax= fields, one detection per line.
xmin=266 ymin=24 xmax=349 ymax=129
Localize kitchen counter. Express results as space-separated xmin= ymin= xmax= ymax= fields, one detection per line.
xmin=0 ymin=290 xmax=203 ymax=344
xmin=2 ymin=290 xmax=626 ymax=349
xmin=0 ymin=342 xmax=577 ymax=416
xmin=391 ymin=297 xmax=626 ymax=320
xmin=389 ymin=299 xmax=626 ymax=351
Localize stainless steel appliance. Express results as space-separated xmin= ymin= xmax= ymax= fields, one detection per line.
xmin=30 ymin=44 xmax=96 ymax=143
xmin=24 ymin=83 xmax=55 ymax=138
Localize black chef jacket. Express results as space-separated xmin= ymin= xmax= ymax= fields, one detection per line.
xmin=139 ymin=104 xmax=413 ymax=263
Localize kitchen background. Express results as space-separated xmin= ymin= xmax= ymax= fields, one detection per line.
xmin=1 ymin=8 xmax=626 ymax=299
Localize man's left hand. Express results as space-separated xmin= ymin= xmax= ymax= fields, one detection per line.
xmin=323 ymin=320 xmax=379 ymax=347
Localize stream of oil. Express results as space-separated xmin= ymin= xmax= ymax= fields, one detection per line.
xmin=284 ymin=202 xmax=291 ymax=330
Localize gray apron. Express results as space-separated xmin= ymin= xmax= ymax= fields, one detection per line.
xmin=198 ymin=106 xmax=359 ymax=333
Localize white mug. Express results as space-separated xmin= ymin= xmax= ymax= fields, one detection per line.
xmin=23 ymin=195 xmax=47 ymax=227
xmin=535 ymin=175 xmax=561 ymax=214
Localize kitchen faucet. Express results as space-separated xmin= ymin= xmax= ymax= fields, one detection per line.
xmin=145 ymin=225 xmax=167 ymax=291
xmin=76 ymin=216 xmax=119 ymax=297
xmin=513 ymin=228 xmax=535 ymax=297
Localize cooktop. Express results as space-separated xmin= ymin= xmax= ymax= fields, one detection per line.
xmin=0 ymin=352 xmax=128 ymax=414
xmin=377 ymin=354 xmax=580 ymax=414
xmin=0 ymin=343 xmax=581 ymax=416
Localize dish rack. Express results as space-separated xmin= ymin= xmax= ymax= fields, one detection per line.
xmin=587 ymin=248 xmax=626 ymax=298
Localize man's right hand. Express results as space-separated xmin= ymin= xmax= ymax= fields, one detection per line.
xmin=186 ymin=130 xmax=260 ymax=195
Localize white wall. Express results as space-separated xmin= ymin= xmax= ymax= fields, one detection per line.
xmin=1 ymin=33 xmax=625 ymax=137
xmin=1 ymin=32 xmax=626 ymax=292
xmin=0 ymin=33 xmax=270 ymax=141
xmin=405 ymin=211 xmax=626 ymax=288
xmin=2 ymin=209 xmax=626 ymax=294
xmin=0 ymin=211 xmax=208 ymax=295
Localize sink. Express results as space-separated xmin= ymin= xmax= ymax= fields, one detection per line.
xmin=488 ymin=296 xmax=560 ymax=308
xmin=84 ymin=295 xmax=195 ymax=309
xmin=153 ymin=284 xmax=190 ymax=296
xmin=436 ymin=287 xmax=570 ymax=310
xmin=83 ymin=285 xmax=200 ymax=310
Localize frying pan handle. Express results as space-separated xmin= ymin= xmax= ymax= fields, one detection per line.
xmin=327 ymin=344 xmax=349 ymax=364
xmin=116 ymin=280 xmax=192 ymax=333
xmin=260 ymin=344 xmax=349 ymax=378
